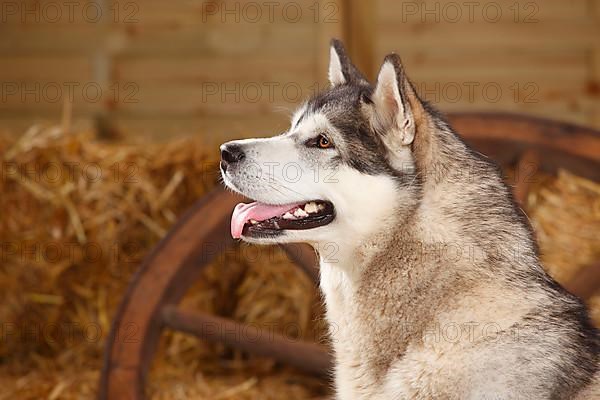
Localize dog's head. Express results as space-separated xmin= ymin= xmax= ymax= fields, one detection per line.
xmin=221 ymin=39 xmax=435 ymax=246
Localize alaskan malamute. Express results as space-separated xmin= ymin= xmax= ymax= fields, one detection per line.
xmin=220 ymin=39 xmax=599 ymax=399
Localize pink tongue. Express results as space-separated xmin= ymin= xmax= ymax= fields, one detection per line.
xmin=231 ymin=202 xmax=302 ymax=239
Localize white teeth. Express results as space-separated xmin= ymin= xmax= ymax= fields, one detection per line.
xmin=249 ymin=219 xmax=258 ymax=225
xmin=282 ymin=212 xmax=295 ymax=220
xmin=317 ymin=203 xmax=325 ymax=211
xmin=294 ymin=208 xmax=309 ymax=218
xmin=304 ymin=202 xmax=318 ymax=214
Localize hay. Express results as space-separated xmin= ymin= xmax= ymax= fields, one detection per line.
xmin=0 ymin=124 xmax=598 ymax=398
xmin=526 ymin=170 xmax=600 ymax=287
xmin=0 ymin=124 xmax=327 ymax=399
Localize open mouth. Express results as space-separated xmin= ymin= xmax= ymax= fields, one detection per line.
xmin=231 ymin=200 xmax=335 ymax=239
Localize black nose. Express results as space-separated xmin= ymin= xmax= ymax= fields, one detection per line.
xmin=220 ymin=144 xmax=245 ymax=172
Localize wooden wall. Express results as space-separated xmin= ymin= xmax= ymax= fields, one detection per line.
xmin=1 ymin=0 xmax=599 ymax=145
xmin=373 ymin=0 xmax=600 ymax=129
xmin=0 ymin=0 xmax=343 ymax=145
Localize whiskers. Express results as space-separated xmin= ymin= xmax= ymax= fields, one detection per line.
xmin=257 ymin=171 xmax=306 ymax=200
xmin=222 ymin=166 xmax=308 ymax=203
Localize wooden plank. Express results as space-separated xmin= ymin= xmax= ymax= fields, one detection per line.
xmin=0 ymin=79 xmax=122 ymax=113
xmin=114 ymin=21 xmax=316 ymax=56
xmin=114 ymin=56 xmax=315 ymax=83
xmin=0 ymin=114 xmax=284 ymax=145
xmin=394 ymin=69 xmax=573 ymax=89
xmin=345 ymin=0 xmax=376 ymax=79
xmin=0 ymin=0 xmax=329 ymax=25
xmin=0 ymin=0 xmax=348 ymax=27
xmin=373 ymin=49 xmax=586 ymax=76
xmin=111 ymin=78 xmax=318 ymax=115
xmin=412 ymin=78 xmax=585 ymax=104
xmin=377 ymin=20 xmax=600 ymax=51
xmin=1 ymin=0 xmax=110 ymax=25
xmin=316 ymin=0 xmax=344 ymax=85
xmin=111 ymin=114 xmax=292 ymax=144
xmin=0 ymin=25 xmax=109 ymax=53
xmin=0 ymin=19 xmax=316 ymax=55
xmin=0 ymin=56 xmax=92 ymax=81
xmin=126 ymin=0 xmax=333 ymax=25
xmin=376 ymin=0 xmax=592 ymax=23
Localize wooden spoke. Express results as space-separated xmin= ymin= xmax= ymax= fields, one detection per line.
xmin=161 ymin=306 xmax=332 ymax=376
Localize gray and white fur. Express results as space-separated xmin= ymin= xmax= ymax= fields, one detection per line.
xmin=220 ymin=39 xmax=599 ymax=399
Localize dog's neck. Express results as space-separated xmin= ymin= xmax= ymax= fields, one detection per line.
xmin=314 ymin=132 xmax=498 ymax=395
xmin=315 ymin=196 xmax=457 ymax=301
xmin=314 ymin=125 xmax=507 ymax=341
xmin=315 ymin=192 xmax=457 ymax=393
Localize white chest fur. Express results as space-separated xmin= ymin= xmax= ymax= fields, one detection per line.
xmin=319 ymin=251 xmax=388 ymax=399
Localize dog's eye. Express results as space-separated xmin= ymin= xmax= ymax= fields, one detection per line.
xmin=316 ymin=134 xmax=333 ymax=149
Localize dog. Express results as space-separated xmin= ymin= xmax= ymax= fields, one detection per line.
xmin=219 ymin=39 xmax=599 ymax=399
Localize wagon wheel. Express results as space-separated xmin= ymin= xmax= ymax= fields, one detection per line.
xmin=99 ymin=112 xmax=600 ymax=400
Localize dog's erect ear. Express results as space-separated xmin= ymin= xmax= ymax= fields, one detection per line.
xmin=328 ymin=39 xmax=367 ymax=86
xmin=372 ymin=54 xmax=420 ymax=147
